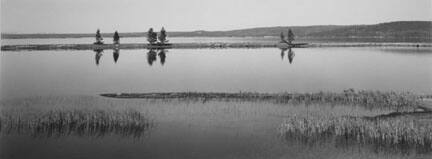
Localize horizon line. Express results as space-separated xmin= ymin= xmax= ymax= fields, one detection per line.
xmin=1 ymin=20 xmax=430 ymax=35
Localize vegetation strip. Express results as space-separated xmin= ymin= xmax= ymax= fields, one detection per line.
xmin=0 ymin=109 xmax=153 ymax=137
xmin=2 ymin=42 xmax=431 ymax=51
xmin=280 ymin=115 xmax=432 ymax=150
xmin=100 ymin=90 xmax=426 ymax=112
xmin=1 ymin=43 xmax=275 ymax=51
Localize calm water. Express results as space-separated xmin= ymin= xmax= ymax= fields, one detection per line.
xmin=1 ymin=47 xmax=431 ymax=99
xmin=1 ymin=47 xmax=432 ymax=159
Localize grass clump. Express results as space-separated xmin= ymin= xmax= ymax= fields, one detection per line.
xmin=280 ymin=115 xmax=432 ymax=152
xmin=101 ymin=89 xmax=422 ymax=112
xmin=0 ymin=109 xmax=153 ymax=138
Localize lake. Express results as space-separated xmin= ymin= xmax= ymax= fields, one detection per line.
xmin=1 ymin=47 xmax=431 ymax=99
xmin=1 ymin=46 xmax=432 ymax=159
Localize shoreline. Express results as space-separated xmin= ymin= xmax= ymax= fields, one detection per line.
xmin=2 ymin=42 xmax=431 ymax=51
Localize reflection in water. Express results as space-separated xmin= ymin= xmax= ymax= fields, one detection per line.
xmin=91 ymin=48 xmax=168 ymax=66
xmin=4 ymin=48 xmax=429 ymax=100
xmin=280 ymin=48 xmax=286 ymax=60
xmin=279 ymin=48 xmax=295 ymax=64
xmin=93 ymin=48 xmax=299 ymax=66
xmin=158 ymin=49 xmax=167 ymax=65
xmin=147 ymin=49 xmax=168 ymax=66
xmin=113 ymin=48 xmax=120 ymax=63
xmin=147 ymin=49 xmax=157 ymax=66
xmin=288 ymin=48 xmax=295 ymax=64
xmin=93 ymin=49 xmax=103 ymax=66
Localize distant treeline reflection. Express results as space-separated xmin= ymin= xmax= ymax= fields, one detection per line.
xmin=280 ymin=48 xmax=295 ymax=64
xmin=147 ymin=49 xmax=166 ymax=66
xmin=92 ymin=48 xmax=167 ymax=66
xmin=93 ymin=48 xmax=296 ymax=66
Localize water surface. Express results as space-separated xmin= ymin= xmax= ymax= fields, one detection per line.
xmin=1 ymin=47 xmax=431 ymax=100
xmin=3 ymin=96 xmax=425 ymax=159
xmin=1 ymin=47 xmax=432 ymax=159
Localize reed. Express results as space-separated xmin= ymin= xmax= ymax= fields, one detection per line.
xmin=0 ymin=109 xmax=153 ymax=138
xmin=280 ymin=114 xmax=432 ymax=151
xmin=101 ymin=89 xmax=422 ymax=112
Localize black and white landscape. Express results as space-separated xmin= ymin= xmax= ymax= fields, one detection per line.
xmin=1 ymin=0 xmax=432 ymax=159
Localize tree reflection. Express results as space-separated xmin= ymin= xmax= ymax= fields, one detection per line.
xmin=279 ymin=48 xmax=295 ymax=64
xmin=93 ymin=48 xmax=104 ymax=66
xmin=147 ymin=49 xmax=157 ymax=66
xmin=113 ymin=48 xmax=120 ymax=63
xmin=280 ymin=48 xmax=287 ymax=60
xmin=287 ymin=48 xmax=295 ymax=64
xmin=158 ymin=49 xmax=167 ymax=65
xmin=92 ymin=48 xmax=169 ymax=66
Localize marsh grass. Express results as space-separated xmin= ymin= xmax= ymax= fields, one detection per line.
xmin=101 ymin=89 xmax=421 ymax=112
xmin=280 ymin=115 xmax=432 ymax=153
xmin=0 ymin=109 xmax=153 ymax=138
xmin=283 ymin=132 xmax=431 ymax=155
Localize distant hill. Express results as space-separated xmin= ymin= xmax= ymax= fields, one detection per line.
xmin=2 ymin=21 xmax=431 ymax=40
xmin=307 ymin=21 xmax=432 ymax=38
xmin=168 ymin=25 xmax=346 ymax=37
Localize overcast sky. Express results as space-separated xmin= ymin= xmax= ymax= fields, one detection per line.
xmin=1 ymin=0 xmax=431 ymax=33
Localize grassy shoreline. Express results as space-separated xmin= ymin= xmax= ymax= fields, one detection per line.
xmin=2 ymin=42 xmax=431 ymax=51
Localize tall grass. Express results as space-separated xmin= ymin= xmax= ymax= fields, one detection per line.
xmin=280 ymin=115 xmax=432 ymax=152
xmin=0 ymin=109 xmax=153 ymax=138
xmin=101 ymin=89 xmax=422 ymax=112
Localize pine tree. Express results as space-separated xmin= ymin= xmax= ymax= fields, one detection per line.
xmin=113 ymin=31 xmax=120 ymax=44
xmin=147 ymin=28 xmax=157 ymax=44
xmin=158 ymin=27 xmax=168 ymax=44
xmin=280 ymin=32 xmax=286 ymax=43
xmin=152 ymin=32 xmax=157 ymax=43
xmin=287 ymin=29 xmax=295 ymax=44
xmin=95 ymin=29 xmax=104 ymax=44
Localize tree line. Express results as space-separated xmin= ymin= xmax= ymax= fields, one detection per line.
xmin=94 ymin=27 xmax=169 ymax=45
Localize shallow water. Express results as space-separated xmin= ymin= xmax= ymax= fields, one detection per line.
xmin=1 ymin=47 xmax=431 ymax=99
xmin=3 ymin=96 xmax=426 ymax=159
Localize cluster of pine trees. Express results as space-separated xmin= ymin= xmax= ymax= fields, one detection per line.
xmin=280 ymin=29 xmax=295 ymax=44
xmin=147 ymin=27 xmax=168 ymax=44
xmin=95 ymin=29 xmax=104 ymax=44
xmin=94 ymin=29 xmax=120 ymax=44
xmin=94 ymin=27 xmax=169 ymax=45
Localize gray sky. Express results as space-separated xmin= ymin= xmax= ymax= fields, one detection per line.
xmin=1 ymin=0 xmax=431 ymax=33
